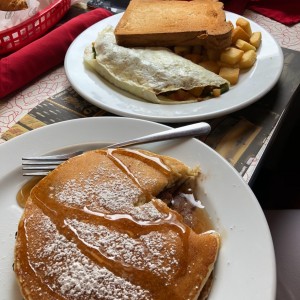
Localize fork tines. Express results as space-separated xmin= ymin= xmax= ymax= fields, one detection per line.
xmin=22 ymin=151 xmax=83 ymax=176
xmin=22 ymin=160 xmax=66 ymax=176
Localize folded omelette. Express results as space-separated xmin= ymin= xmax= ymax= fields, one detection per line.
xmin=84 ymin=26 xmax=229 ymax=104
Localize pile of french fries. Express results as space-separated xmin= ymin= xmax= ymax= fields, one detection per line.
xmin=173 ymin=17 xmax=262 ymax=86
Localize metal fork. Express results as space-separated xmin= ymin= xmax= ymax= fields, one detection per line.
xmin=22 ymin=122 xmax=211 ymax=176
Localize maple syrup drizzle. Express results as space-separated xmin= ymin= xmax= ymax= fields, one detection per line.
xmin=107 ymin=148 xmax=172 ymax=175
xmin=16 ymin=176 xmax=43 ymax=208
xmin=29 ymin=194 xmax=184 ymax=299
xmin=16 ymin=219 xmax=60 ymax=299
xmin=106 ymin=148 xmax=153 ymax=202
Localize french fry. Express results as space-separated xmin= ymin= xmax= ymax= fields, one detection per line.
xmin=189 ymin=86 xmax=204 ymax=97
xmin=231 ymin=26 xmax=250 ymax=44
xmin=169 ymin=16 xmax=262 ymax=95
xmin=235 ymin=39 xmax=256 ymax=52
xmin=217 ymin=61 xmax=239 ymax=69
xmin=220 ymin=47 xmax=244 ymax=65
xmin=250 ymin=32 xmax=262 ymax=48
xmin=219 ymin=67 xmax=240 ymax=85
xmin=168 ymin=89 xmax=196 ymax=101
xmin=206 ymin=48 xmax=221 ymax=61
xmin=199 ymin=60 xmax=220 ymax=74
xmin=212 ymin=88 xmax=221 ymax=97
xmin=239 ymin=50 xmax=257 ymax=69
xmin=236 ymin=17 xmax=252 ymax=36
xmin=183 ymin=53 xmax=202 ymax=64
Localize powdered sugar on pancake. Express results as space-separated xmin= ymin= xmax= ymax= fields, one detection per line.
xmin=66 ymin=218 xmax=180 ymax=281
xmin=52 ymin=165 xmax=166 ymax=221
xmin=29 ymin=213 xmax=151 ymax=299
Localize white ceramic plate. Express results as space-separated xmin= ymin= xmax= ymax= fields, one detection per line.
xmin=0 ymin=117 xmax=275 ymax=300
xmin=65 ymin=12 xmax=283 ymax=123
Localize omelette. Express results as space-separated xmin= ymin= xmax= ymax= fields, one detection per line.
xmin=84 ymin=26 xmax=229 ymax=104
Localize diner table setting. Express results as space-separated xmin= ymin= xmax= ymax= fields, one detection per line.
xmin=0 ymin=0 xmax=300 ymax=299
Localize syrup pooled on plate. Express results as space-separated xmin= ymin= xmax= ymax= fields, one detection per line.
xmin=16 ymin=176 xmax=43 ymax=208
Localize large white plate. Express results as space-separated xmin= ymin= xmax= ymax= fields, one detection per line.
xmin=65 ymin=12 xmax=283 ymax=123
xmin=0 ymin=117 xmax=275 ymax=300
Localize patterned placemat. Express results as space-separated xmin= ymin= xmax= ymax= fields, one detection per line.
xmin=1 ymin=48 xmax=300 ymax=183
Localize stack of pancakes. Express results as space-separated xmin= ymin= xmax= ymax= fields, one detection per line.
xmin=14 ymin=148 xmax=220 ymax=300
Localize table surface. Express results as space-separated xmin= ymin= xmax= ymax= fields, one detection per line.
xmin=0 ymin=3 xmax=300 ymax=300
xmin=1 ymin=6 xmax=300 ymax=184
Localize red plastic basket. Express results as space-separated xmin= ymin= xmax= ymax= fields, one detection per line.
xmin=0 ymin=0 xmax=71 ymax=55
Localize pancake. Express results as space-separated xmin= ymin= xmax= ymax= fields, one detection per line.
xmin=14 ymin=148 xmax=220 ymax=300
xmin=84 ymin=26 xmax=229 ymax=104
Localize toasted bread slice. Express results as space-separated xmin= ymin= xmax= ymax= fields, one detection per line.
xmin=0 ymin=0 xmax=28 ymax=11
xmin=115 ymin=0 xmax=232 ymax=49
xmin=14 ymin=149 xmax=220 ymax=300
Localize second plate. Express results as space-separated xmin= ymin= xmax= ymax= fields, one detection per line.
xmin=65 ymin=12 xmax=283 ymax=123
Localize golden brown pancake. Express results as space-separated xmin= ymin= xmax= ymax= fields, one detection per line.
xmin=14 ymin=148 xmax=220 ymax=300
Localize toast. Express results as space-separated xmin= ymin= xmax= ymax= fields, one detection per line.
xmin=114 ymin=0 xmax=233 ymax=49
xmin=14 ymin=148 xmax=220 ymax=300
xmin=0 ymin=0 xmax=28 ymax=11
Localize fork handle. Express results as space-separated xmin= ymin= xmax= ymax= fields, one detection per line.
xmin=106 ymin=122 xmax=211 ymax=149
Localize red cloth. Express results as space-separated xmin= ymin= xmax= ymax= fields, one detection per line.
xmin=224 ymin=0 xmax=300 ymax=26
xmin=248 ymin=0 xmax=300 ymax=26
xmin=223 ymin=0 xmax=249 ymax=15
xmin=0 ymin=8 xmax=112 ymax=99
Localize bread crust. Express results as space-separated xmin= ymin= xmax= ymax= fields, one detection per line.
xmin=115 ymin=0 xmax=232 ymax=49
xmin=0 ymin=0 xmax=28 ymax=11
